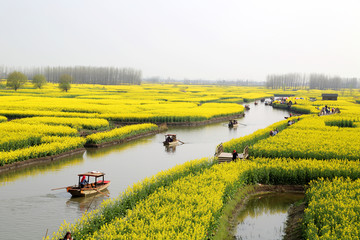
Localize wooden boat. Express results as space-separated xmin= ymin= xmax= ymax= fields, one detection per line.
xmin=254 ymin=101 xmax=258 ymax=105
xmin=264 ymin=100 xmax=272 ymax=106
xmin=67 ymin=171 xmax=110 ymax=197
xmin=260 ymin=98 xmax=265 ymax=102
xmin=244 ymin=105 xmax=250 ymax=110
xmin=163 ymin=134 xmax=180 ymax=146
xmin=228 ymin=120 xmax=239 ymax=128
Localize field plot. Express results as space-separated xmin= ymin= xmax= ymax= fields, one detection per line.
xmin=251 ymin=114 xmax=360 ymax=160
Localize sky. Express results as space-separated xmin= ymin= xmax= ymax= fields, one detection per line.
xmin=0 ymin=0 xmax=359 ymax=81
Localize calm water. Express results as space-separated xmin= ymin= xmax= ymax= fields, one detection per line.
xmin=0 ymin=102 xmax=289 ymax=239
xmin=234 ymin=192 xmax=304 ymax=240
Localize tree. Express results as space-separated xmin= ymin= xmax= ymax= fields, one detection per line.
xmin=6 ymin=71 xmax=27 ymax=91
xmin=58 ymin=74 xmax=72 ymax=92
xmin=32 ymin=74 xmax=47 ymax=89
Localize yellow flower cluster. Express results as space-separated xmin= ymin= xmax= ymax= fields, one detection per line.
xmin=250 ymin=114 xmax=360 ymax=160
xmin=0 ymin=136 xmax=85 ymax=166
xmin=12 ymin=116 xmax=109 ymax=130
xmin=0 ymin=120 xmax=84 ymax=166
xmin=0 ymin=131 xmax=41 ymax=151
xmin=0 ymin=122 xmax=78 ymax=136
xmin=0 ymin=115 xmax=6 ymax=122
xmin=305 ymin=177 xmax=360 ymax=239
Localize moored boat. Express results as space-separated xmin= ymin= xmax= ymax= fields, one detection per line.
xmin=67 ymin=171 xmax=110 ymax=197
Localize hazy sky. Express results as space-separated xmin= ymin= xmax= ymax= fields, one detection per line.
xmin=1 ymin=0 xmax=359 ymax=81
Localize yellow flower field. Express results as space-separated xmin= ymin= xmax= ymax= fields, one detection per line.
xmin=4 ymin=83 xmax=360 ymax=239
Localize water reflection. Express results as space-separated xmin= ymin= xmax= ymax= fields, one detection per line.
xmin=66 ymin=189 xmax=110 ymax=212
xmin=0 ymin=152 xmax=85 ymax=186
xmin=165 ymin=145 xmax=177 ymax=153
xmin=235 ymin=192 xmax=304 ymax=240
xmin=85 ymin=138 xmax=152 ymax=158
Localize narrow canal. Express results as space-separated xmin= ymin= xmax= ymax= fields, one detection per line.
xmin=234 ymin=192 xmax=304 ymax=240
xmin=0 ymin=101 xmax=290 ymax=239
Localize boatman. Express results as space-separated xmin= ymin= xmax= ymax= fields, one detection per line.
xmin=80 ymin=175 xmax=88 ymax=188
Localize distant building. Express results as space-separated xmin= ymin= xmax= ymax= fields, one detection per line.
xmin=322 ymin=94 xmax=338 ymax=100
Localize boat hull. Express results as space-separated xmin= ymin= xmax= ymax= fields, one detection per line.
xmin=67 ymin=181 xmax=111 ymax=197
xmin=163 ymin=140 xmax=179 ymax=146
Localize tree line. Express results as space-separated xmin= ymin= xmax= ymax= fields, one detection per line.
xmin=266 ymin=73 xmax=359 ymax=90
xmin=143 ymin=77 xmax=264 ymax=86
xmin=0 ymin=65 xmax=142 ymax=85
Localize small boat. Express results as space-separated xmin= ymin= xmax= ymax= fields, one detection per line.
xmin=244 ymin=105 xmax=250 ymax=110
xmin=163 ymin=134 xmax=180 ymax=146
xmin=260 ymin=98 xmax=265 ymax=102
xmin=228 ymin=120 xmax=239 ymax=128
xmin=254 ymin=101 xmax=258 ymax=105
xmin=264 ymin=100 xmax=272 ymax=106
xmin=67 ymin=171 xmax=110 ymax=197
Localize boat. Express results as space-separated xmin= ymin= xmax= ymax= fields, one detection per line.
xmin=228 ymin=120 xmax=239 ymax=128
xmin=244 ymin=105 xmax=250 ymax=110
xmin=163 ymin=134 xmax=181 ymax=146
xmin=260 ymin=98 xmax=265 ymax=102
xmin=264 ymin=100 xmax=272 ymax=106
xmin=254 ymin=101 xmax=258 ymax=105
xmin=66 ymin=171 xmax=110 ymax=197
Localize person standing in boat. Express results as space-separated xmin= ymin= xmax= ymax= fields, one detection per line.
xmin=232 ymin=150 xmax=238 ymax=161
xmin=80 ymin=175 xmax=88 ymax=188
xmin=166 ymin=135 xmax=173 ymax=142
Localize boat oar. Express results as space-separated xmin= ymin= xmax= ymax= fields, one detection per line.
xmin=44 ymin=229 xmax=48 ymax=239
xmin=51 ymin=186 xmax=69 ymax=191
xmin=178 ymin=140 xmax=185 ymax=144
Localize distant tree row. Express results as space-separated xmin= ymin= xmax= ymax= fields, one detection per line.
xmin=143 ymin=77 xmax=264 ymax=86
xmin=266 ymin=73 xmax=359 ymax=90
xmin=0 ymin=65 xmax=142 ymax=85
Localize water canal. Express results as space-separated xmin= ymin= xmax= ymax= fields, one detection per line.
xmin=234 ymin=192 xmax=304 ymax=240
xmin=0 ymin=102 xmax=290 ymax=239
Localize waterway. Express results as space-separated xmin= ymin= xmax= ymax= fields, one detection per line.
xmin=0 ymin=101 xmax=290 ymax=239
xmin=234 ymin=192 xmax=304 ymax=240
